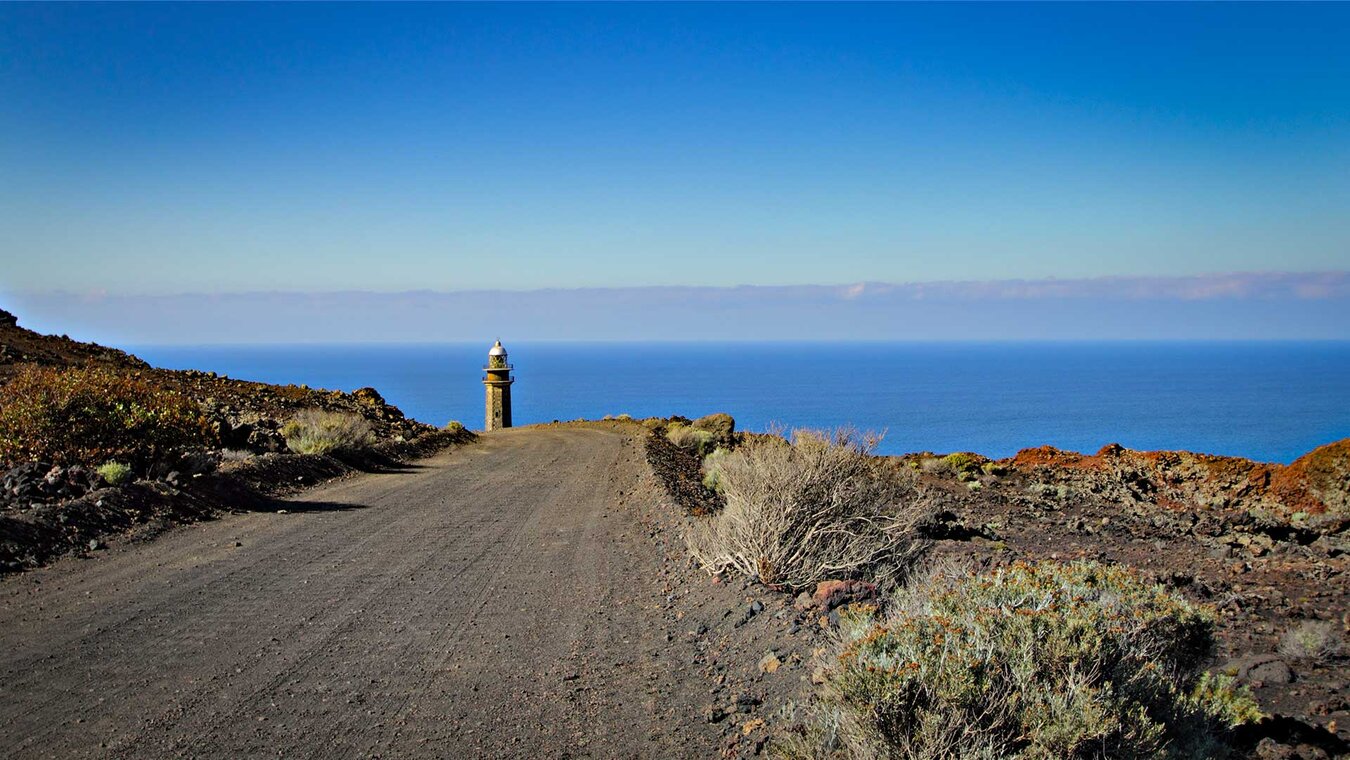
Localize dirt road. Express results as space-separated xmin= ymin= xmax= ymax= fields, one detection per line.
xmin=0 ymin=426 xmax=720 ymax=759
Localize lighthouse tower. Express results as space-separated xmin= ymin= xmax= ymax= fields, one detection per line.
xmin=482 ymin=340 xmax=514 ymax=431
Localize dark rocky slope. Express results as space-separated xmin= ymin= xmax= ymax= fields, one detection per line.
xmin=0 ymin=307 xmax=472 ymax=574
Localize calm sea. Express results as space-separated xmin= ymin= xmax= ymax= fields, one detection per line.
xmin=129 ymin=342 xmax=1350 ymax=464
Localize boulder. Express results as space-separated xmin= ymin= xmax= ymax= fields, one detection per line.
xmin=352 ymin=387 xmax=385 ymax=406
xmin=691 ymin=413 xmax=736 ymax=448
xmin=1236 ymin=654 xmax=1295 ymax=685
xmin=795 ymin=579 xmax=877 ymax=614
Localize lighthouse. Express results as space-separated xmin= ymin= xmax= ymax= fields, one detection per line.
xmin=482 ymin=340 xmax=514 ymax=431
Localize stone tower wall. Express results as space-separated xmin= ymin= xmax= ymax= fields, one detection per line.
xmin=485 ymin=384 xmax=508 ymax=431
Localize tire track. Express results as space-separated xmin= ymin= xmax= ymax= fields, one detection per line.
xmin=0 ymin=426 xmax=720 ymax=759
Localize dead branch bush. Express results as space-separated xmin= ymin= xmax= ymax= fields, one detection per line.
xmin=686 ymin=427 xmax=932 ymax=591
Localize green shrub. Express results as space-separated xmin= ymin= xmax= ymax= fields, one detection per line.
xmin=667 ymin=423 xmax=718 ymax=457
xmin=686 ymin=428 xmax=932 ymax=591
xmin=443 ymin=420 xmax=465 ymax=433
xmin=784 ymin=561 xmax=1260 ymax=759
xmin=940 ymin=451 xmax=977 ymax=470
xmin=96 ymin=461 xmax=134 ymax=485
xmin=938 ymin=452 xmax=986 ymax=481
xmin=281 ymin=410 xmax=373 ymax=455
xmin=0 ymin=365 xmax=215 ymax=466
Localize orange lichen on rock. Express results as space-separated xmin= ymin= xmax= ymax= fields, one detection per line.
xmin=1001 ymin=438 xmax=1349 ymax=522
xmin=1009 ymin=445 xmax=1096 ymax=470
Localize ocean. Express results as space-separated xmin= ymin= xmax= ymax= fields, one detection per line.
xmin=129 ymin=342 xmax=1350 ymax=464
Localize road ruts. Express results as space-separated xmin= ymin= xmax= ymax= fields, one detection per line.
xmin=0 ymin=426 xmax=716 ymax=759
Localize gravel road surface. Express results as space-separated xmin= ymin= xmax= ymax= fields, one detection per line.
xmin=1 ymin=426 xmax=717 ymax=759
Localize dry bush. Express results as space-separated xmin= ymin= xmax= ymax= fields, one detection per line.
xmin=1279 ymin=620 xmax=1344 ymax=661
xmin=686 ymin=428 xmax=931 ymax=591
xmin=281 ymin=410 xmax=372 ymax=455
xmin=0 ymin=365 xmax=214 ymax=466
xmin=219 ymin=449 xmax=255 ymax=463
xmin=781 ymin=561 xmax=1261 ymax=760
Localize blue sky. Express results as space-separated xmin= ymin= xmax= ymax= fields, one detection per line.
xmin=2 ymin=2 xmax=1348 ymax=296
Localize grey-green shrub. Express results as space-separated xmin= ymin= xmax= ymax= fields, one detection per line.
xmin=701 ymin=446 xmax=732 ymax=492
xmin=281 ymin=410 xmax=373 ymax=455
xmin=1279 ymin=620 xmax=1344 ymax=661
xmin=783 ymin=561 xmax=1261 ymax=760
xmin=96 ymin=461 xmax=133 ymax=485
xmin=686 ymin=428 xmax=931 ymax=591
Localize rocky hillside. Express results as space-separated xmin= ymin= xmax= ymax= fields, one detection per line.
xmin=0 ymin=307 xmax=469 ymax=573
xmin=0 ymin=307 xmax=147 ymax=381
xmin=899 ymin=438 xmax=1350 ymax=532
xmin=0 ymin=307 xmax=433 ymax=456
xmin=1006 ymin=440 xmax=1350 ymax=527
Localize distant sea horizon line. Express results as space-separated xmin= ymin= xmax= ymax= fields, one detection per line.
xmin=129 ymin=341 xmax=1350 ymax=464
xmin=8 ymin=270 xmax=1349 ymax=345
xmin=123 ymin=337 xmax=1350 ymax=348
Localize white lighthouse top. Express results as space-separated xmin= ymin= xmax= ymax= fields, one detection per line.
xmin=488 ymin=340 xmax=507 ymax=357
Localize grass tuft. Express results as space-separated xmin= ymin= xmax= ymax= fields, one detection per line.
xmin=667 ymin=423 xmax=718 ymax=457
xmin=281 ymin=410 xmax=373 ymax=455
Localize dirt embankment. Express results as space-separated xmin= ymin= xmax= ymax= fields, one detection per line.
xmin=0 ymin=307 xmax=474 ymax=575
xmin=0 ymin=427 xmax=473 ymax=575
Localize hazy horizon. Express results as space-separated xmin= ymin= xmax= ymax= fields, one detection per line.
xmin=7 ymin=271 xmax=1349 ymax=345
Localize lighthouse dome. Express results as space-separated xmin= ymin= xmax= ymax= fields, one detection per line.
xmin=488 ymin=340 xmax=507 ymax=357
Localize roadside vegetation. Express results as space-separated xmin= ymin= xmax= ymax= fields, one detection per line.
xmin=0 ymin=364 xmax=214 ymax=467
xmin=686 ymin=427 xmax=932 ymax=591
xmin=281 ymin=409 xmax=373 ymax=455
xmin=781 ymin=561 xmax=1261 ymax=759
xmin=666 ymin=419 xmax=1270 ymax=758
xmin=95 ymin=461 xmax=134 ymax=485
xmin=665 ymin=412 xmax=738 ymax=457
